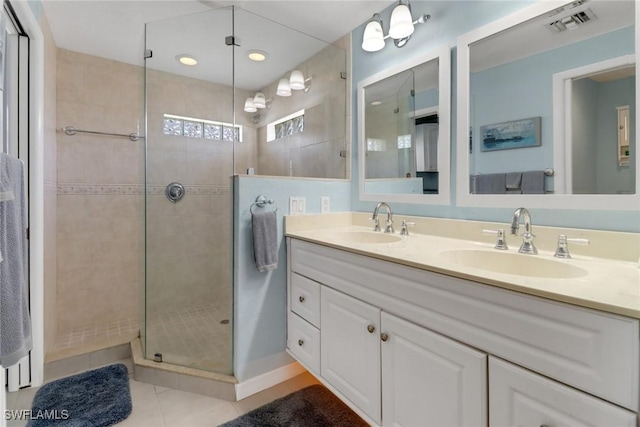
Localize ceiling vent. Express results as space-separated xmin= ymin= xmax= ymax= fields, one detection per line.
xmin=546 ymin=7 xmax=597 ymax=32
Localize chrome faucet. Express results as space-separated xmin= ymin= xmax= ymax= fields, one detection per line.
xmin=371 ymin=202 xmax=394 ymax=233
xmin=510 ymin=207 xmax=537 ymax=254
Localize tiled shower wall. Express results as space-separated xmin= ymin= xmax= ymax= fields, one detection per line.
xmin=144 ymin=68 xmax=256 ymax=317
xmin=56 ymin=49 xmax=145 ymax=334
xmin=55 ymin=49 xmax=258 ymax=346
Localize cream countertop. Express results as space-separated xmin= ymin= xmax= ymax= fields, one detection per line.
xmin=285 ymin=213 xmax=640 ymax=319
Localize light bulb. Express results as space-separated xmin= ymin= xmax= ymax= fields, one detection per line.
xmin=389 ymin=3 xmax=414 ymax=39
xmin=362 ymin=19 xmax=385 ymax=52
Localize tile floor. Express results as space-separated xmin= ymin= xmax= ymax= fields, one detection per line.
xmin=6 ymin=366 xmax=320 ymax=427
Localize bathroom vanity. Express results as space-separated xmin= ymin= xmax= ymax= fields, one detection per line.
xmin=284 ymin=213 xmax=639 ymax=427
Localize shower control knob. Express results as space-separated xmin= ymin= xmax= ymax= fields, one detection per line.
xmin=165 ymin=182 xmax=185 ymax=203
xmin=298 ymin=296 xmax=305 ymax=303
xmin=298 ymin=339 xmax=304 ymax=346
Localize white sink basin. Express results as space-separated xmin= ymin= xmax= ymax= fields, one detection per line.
xmin=333 ymin=231 xmax=402 ymax=244
xmin=438 ymin=249 xmax=588 ymax=279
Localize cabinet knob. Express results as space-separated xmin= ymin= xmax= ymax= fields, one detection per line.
xmin=380 ymin=333 xmax=389 ymax=342
xmin=298 ymin=296 xmax=305 ymax=303
xmin=298 ymin=339 xmax=304 ymax=346
xmin=367 ymin=324 xmax=375 ymax=333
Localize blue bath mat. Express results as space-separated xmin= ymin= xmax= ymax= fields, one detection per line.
xmin=27 ymin=363 xmax=132 ymax=426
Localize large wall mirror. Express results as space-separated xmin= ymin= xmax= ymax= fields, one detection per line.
xmin=457 ymin=0 xmax=639 ymax=209
xmin=146 ymin=7 xmax=347 ymax=180
xmin=358 ymin=45 xmax=450 ymax=204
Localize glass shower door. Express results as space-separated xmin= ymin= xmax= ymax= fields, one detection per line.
xmin=143 ymin=7 xmax=235 ymax=374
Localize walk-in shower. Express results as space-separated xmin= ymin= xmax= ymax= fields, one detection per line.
xmin=142 ymin=6 xmax=347 ymax=376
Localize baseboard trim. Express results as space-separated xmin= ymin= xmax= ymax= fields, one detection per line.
xmin=235 ymin=361 xmax=305 ymax=400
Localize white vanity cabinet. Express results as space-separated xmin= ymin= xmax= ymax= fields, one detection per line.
xmin=319 ymin=284 xmax=487 ymax=426
xmin=321 ymin=286 xmax=382 ymax=424
xmin=380 ymin=311 xmax=486 ymax=427
xmin=489 ymin=357 xmax=636 ymax=426
xmin=286 ymin=238 xmax=639 ymax=426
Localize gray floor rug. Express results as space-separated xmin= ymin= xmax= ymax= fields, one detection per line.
xmin=220 ymin=384 xmax=369 ymax=427
xmin=27 ymin=363 xmax=132 ymax=427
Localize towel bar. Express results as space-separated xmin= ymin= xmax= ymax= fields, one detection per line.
xmin=250 ymin=195 xmax=278 ymax=214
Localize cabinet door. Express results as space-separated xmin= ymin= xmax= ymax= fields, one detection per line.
xmin=381 ymin=312 xmax=487 ymax=427
xmin=489 ymin=357 xmax=636 ymax=427
xmin=321 ymin=286 xmax=381 ymax=424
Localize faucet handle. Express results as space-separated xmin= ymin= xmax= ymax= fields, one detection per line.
xmin=554 ymin=235 xmax=590 ymax=259
xmin=482 ymin=229 xmax=509 ymax=250
xmin=399 ymin=220 xmax=416 ymax=236
xmin=370 ymin=216 xmax=381 ymax=232
xmin=384 ymin=218 xmax=395 ymax=234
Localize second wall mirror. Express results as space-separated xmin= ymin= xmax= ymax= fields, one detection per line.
xmin=358 ymin=44 xmax=451 ymax=205
xmin=456 ymin=0 xmax=638 ymax=210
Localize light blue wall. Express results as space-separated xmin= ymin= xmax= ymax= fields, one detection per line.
xmin=232 ymin=176 xmax=351 ymax=381
xmin=416 ymin=88 xmax=439 ymax=110
xmin=351 ymin=1 xmax=640 ymax=232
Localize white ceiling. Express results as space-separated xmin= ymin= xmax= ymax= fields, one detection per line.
xmin=42 ymin=0 xmax=395 ymax=90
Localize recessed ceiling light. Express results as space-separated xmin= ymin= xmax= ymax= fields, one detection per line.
xmin=176 ymin=54 xmax=198 ymax=66
xmin=247 ymin=50 xmax=267 ymax=62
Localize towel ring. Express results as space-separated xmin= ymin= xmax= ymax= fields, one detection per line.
xmin=250 ymin=195 xmax=278 ymax=214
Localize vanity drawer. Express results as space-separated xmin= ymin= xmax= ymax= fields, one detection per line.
xmin=290 ymin=238 xmax=640 ymax=411
xmin=291 ymin=273 xmax=320 ymax=327
xmin=287 ymin=312 xmax=320 ymax=374
xmin=489 ymin=357 xmax=636 ymax=426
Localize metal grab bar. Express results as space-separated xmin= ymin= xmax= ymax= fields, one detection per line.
xmin=62 ymin=126 xmax=144 ymax=142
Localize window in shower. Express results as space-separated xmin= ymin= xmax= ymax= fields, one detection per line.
xmin=266 ymin=109 xmax=305 ymax=141
xmin=162 ymin=113 xmax=243 ymax=142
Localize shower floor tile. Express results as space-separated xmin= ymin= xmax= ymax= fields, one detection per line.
xmin=52 ymin=303 xmax=231 ymax=372
xmin=145 ymin=302 xmax=232 ymax=373
xmin=54 ymin=317 xmax=140 ymax=351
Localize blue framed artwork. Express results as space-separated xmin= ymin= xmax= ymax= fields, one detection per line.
xmin=480 ymin=117 xmax=541 ymax=152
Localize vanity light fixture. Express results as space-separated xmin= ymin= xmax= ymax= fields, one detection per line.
xmin=277 ymin=78 xmax=292 ymax=96
xmin=175 ymin=54 xmax=198 ymax=66
xmin=253 ymin=92 xmax=267 ymax=109
xmin=290 ymin=69 xmax=312 ymax=93
xmin=276 ymin=70 xmax=312 ymax=97
xmin=244 ymin=97 xmax=257 ymax=113
xmin=252 ymin=92 xmax=272 ymax=109
xmin=362 ymin=0 xmax=430 ymax=52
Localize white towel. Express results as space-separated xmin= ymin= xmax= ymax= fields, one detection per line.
xmin=0 ymin=153 xmax=32 ymax=367
xmin=252 ymin=210 xmax=278 ymax=272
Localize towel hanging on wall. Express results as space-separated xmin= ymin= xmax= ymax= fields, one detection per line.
xmin=0 ymin=153 xmax=32 ymax=367
xmin=252 ymin=210 xmax=278 ymax=272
